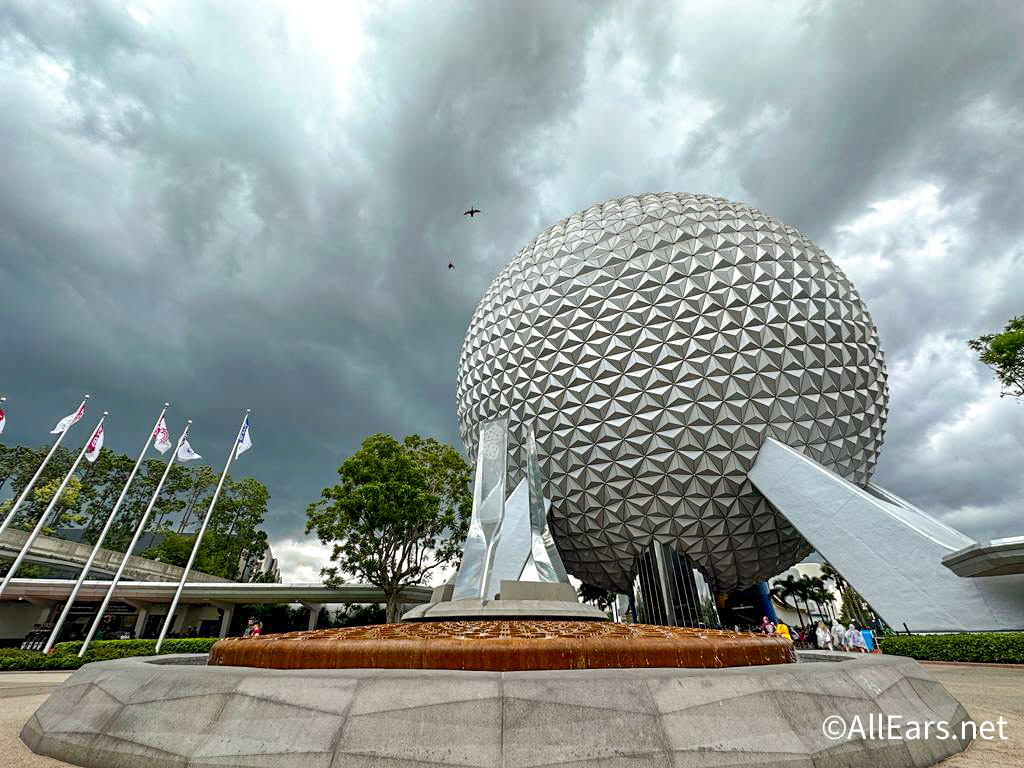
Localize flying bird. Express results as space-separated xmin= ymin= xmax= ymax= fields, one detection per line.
xmin=464 ymin=206 xmax=480 ymax=218
xmin=448 ymin=262 xmax=455 ymax=270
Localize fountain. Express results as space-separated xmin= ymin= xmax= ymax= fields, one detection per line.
xmin=210 ymin=419 xmax=791 ymax=673
xmin=21 ymin=419 xmax=972 ymax=767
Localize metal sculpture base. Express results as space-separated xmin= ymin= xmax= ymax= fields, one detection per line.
xmin=404 ymin=580 xmax=606 ymax=622
xmin=402 ymin=597 xmax=607 ymax=622
xmin=23 ymin=652 xmax=971 ymax=768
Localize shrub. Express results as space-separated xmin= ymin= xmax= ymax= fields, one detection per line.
xmin=880 ymin=632 xmax=1024 ymax=664
xmin=0 ymin=638 xmax=221 ymax=671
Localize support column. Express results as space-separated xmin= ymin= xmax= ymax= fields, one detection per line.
xmin=133 ymin=605 xmax=151 ymax=639
xmin=302 ymin=603 xmax=323 ymax=631
xmin=218 ymin=605 xmax=235 ymax=638
xmin=652 ymin=543 xmax=677 ymax=627
xmin=171 ymin=604 xmax=189 ymax=634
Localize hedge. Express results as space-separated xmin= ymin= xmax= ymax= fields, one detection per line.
xmin=880 ymin=632 xmax=1024 ymax=664
xmin=0 ymin=638 xmax=220 ymax=671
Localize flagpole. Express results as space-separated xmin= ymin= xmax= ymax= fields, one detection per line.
xmin=43 ymin=404 xmax=170 ymax=654
xmin=78 ymin=421 xmax=191 ymax=658
xmin=0 ymin=395 xmax=89 ymax=539
xmin=0 ymin=412 xmax=107 ymax=598
xmin=155 ymin=410 xmax=248 ymax=653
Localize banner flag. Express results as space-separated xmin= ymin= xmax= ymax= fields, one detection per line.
xmin=177 ymin=439 xmax=202 ymax=462
xmin=0 ymin=405 xmax=5 ymax=435
xmin=153 ymin=417 xmax=173 ymax=454
xmin=51 ymin=402 xmax=86 ymax=434
xmin=235 ymin=415 xmax=252 ymax=458
xmin=85 ymin=426 xmax=104 ymax=463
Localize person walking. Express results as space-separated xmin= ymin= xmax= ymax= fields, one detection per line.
xmin=846 ymin=623 xmax=867 ymax=653
xmin=760 ymin=616 xmax=775 ymax=636
xmin=816 ymin=621 xmax=833 ymax=651
xmin=831 ymin=619 xmax=847 ymax=651
xmin=775 ymin=621 xmax=792 ymax=641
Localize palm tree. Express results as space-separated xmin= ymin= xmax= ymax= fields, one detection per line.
xmin=820 ymin=584 xmax=837 ymax=621
xmin=795 ymin=574 xmax=820 ymax=627
xmin=805 ymin=578 xmax=833 ymax=621
xmin=770 ymin=574 xmax=804 ymax=625
xmin=821 ymin=561 xmax=868 ymax=626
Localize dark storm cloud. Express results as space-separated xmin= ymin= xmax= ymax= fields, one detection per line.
xmin=1 ymin=0 xmax=1022 ymax=577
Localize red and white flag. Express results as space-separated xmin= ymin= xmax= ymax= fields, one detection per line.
xmin=51 ymin=402 xmax=86 ymax=434
xmin=85 ymin=426 xmax=104 ymax=463
xmin=153 ymin=417 xmax=172 ymax=454
xmin=0 ymin=406 xmax=5 ymax=436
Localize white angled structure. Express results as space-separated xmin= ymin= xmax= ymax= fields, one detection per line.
xmin=749 ymin=438 xmax=1024 ymax=632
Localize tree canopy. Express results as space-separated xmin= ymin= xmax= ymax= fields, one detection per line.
xmin=968 ymin=315 xmax=1024 ymax=399
xmin=0 ymin=438 xmax=271 ymax=582
xmin=305 ymin=433 xmax=472 ymax=623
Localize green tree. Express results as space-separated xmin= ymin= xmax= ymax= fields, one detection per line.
xmin=140 ymin=531 xmax=219 ymax=573
xmin=821 ymin=561 xmax=872 ymax=626
xmin=770 ymin=574 xmax=805 ymax=625
xmin=30 ymin=474 xmax=85 ymax=533
xmin=797 ymin=574 xmax=828 ymax=624
xmin=204 ymin=477 xmax=271 ymax=580
xmin=140 ymin=476 xmax=271 ymax=581
xmin=577 ymin=582 xmax=615 ymax=611
xmin=306 ymin=433 xmax=472 ymax=623
xmin=969 ymin=315 xmax=1024 ymax=399
xmin=4 ymin=444 xmax=76 ymax=529
xmin=333 ymin=603 xmax=387 ymax=626
xmin=0 ymin=435 xmax=272 ymax=584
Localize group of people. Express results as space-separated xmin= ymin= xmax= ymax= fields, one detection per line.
xmin=241 ymin=618 xmax=263 ymax=637
xmin=759 ymin=616 xmax=872 ymax=652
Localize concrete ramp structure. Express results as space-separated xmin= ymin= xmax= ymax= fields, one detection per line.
xmin=750 ymin=437 xmax=1024 ymax=633
xmin=0 ymin=528 xmax=223 ymax=583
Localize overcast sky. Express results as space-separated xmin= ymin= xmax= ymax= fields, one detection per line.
xmin=1 ymin=1 xmax=1022 ymax=582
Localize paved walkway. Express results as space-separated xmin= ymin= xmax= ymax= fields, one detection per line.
xmin=0 ymin=672 xmax=73 ymax=768
xmin=922 ymin=662 xmax=1024 ymax=767
xmin=1 ymin=663 xmax=1021 ymax=766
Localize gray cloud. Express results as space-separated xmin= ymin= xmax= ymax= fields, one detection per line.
xmin=1 ymin=0 xmax=1022 ymax=579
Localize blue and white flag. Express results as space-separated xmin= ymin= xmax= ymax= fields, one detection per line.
xmin=177 ymin=439 xmax=202 ymax=462
xmin=235 ymin=416 xmax=252 ymax=459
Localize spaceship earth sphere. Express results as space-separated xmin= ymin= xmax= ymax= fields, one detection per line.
xmin=456 ymin=193 xmax=888 ymax=593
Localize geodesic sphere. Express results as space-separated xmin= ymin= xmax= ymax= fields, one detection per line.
xmin=456 ymin=193 xmax=888 ymax=593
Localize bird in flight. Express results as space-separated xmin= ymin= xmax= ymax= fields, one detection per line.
xmin=448 ymin=262 xmax=455 ymax=270
xmin=464 ymin=206 xmax=480 ymax=218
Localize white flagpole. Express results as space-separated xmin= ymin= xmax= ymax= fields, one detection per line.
xmin=43 ymin=403 xmax=170 ymax=654
xmin=0 ymin=412 xmax=107 ymax=598
xmin=78 ymin=421 xmax=191 ymax=658
xmin=155 ymin=410 xmax=248 ymax=653
xmin=0 ymin=395 xmax=89 ymax=539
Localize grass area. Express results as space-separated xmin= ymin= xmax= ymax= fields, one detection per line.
xmin=0 ymin=638 xmax=220 ymax=671
xmin=880 ymin=632 xmax=1024 ymax=664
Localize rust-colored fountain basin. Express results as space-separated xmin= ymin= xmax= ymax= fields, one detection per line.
xmin=208 ymin=620 xmax=793 ymax=671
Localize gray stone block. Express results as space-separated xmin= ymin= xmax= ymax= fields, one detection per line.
xmin=503 ymin=695 xmax=665 ymax=766
xmin=102 ymin=691 xmax=230 ymax=756
xmin=21 ymin=653 xmax=972 ymax=768
xmin=402 ymin=596 xmax=607 ymax=621
xmin=338 ymin=697 xmax=502 ymax=766
xmin=498 ymin=580 xmax=579 ymax=602
xmin=192 ymin=693 xmax=346 ymax=762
